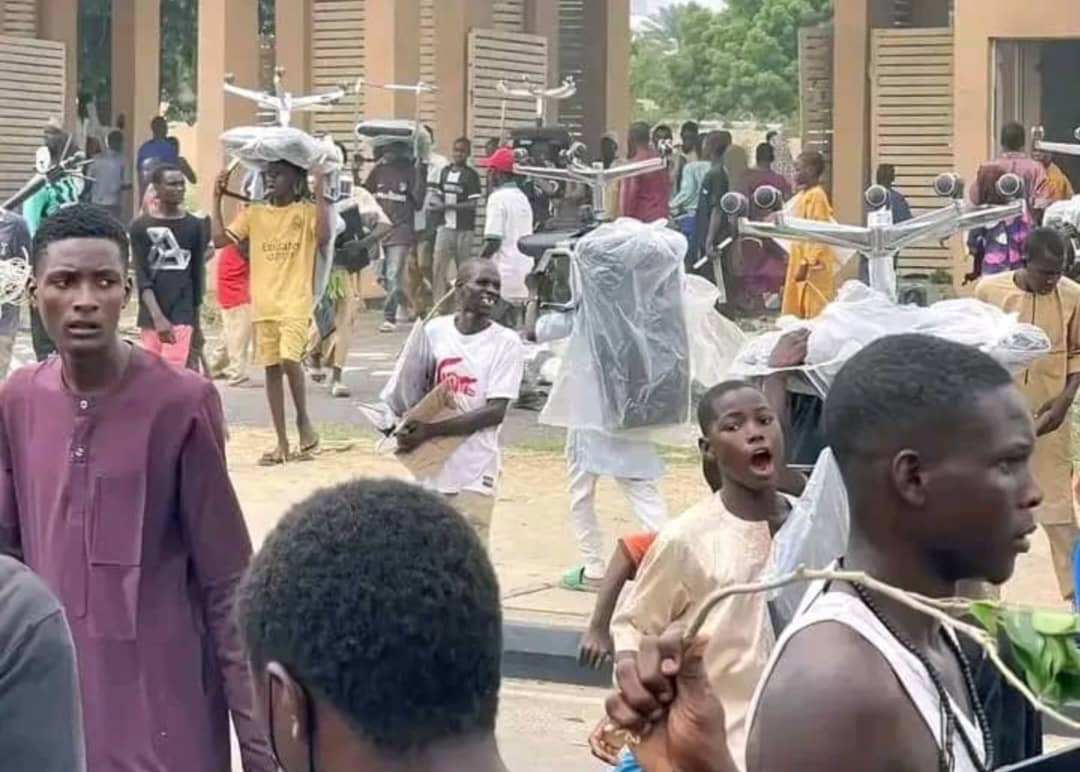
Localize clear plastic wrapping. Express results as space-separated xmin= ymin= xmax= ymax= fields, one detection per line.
xmin=766 ymin=449 xmax=850 ymax=628
xmin=683 ymin=275 xmax=747 ymax=389
xmin=539 ymin=219 xmax=691 ymax=434
xmin=354 ymin=120 xmax=432 ymax=161
xmin=729 ymin=280 xmax=1051 ymax=393
xmin=378 ymin=321 xmax=435 ymax=417
xmin=220 ymin=126 xmax=342 ymax=174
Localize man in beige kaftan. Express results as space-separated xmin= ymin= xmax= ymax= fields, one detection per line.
xmin=976 ymin=227 xmax=1080 ymax=599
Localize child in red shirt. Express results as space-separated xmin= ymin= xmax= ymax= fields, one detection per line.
xmin=208 ymin=241 xmax=252 ymax=385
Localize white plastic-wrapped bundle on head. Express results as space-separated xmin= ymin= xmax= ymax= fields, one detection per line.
xmin=765 ymin=448 xmax=850 ymax=630
xmin=729 ymin=280 xmax=1052 ymax=394
xmin=539 ymin=219 xmax=691 ymax=437
xmin=355 ymin=119 xmax=432 ymax=162
xmin=220 ymin=126 xmax=342 ymax=174
xmin=220 ymin=131 xmax=345 ymax=309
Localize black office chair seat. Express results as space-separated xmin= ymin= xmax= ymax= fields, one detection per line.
xmin=517 ymin=230 xmax=581 ymax=260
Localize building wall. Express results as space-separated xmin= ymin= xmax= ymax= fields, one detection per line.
xmin=16 ymin=0 xmax=629 ymax=205
xmin=953 ymin=0 xmax=1080 ymax=185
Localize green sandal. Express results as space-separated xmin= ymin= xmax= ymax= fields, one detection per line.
xmin=560 ymin=566 xmax=602 ymax=593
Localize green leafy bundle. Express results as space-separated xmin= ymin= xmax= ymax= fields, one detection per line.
xmin=971 ymin=602 xmax=1080 ymax=706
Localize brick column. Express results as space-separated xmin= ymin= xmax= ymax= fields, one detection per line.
xmin=364 ymin=0 xmax=421 ymax=119
xmin=524 ymin=0 xmax=560 ymax=124
xmin=581 ymin=0 xmax=630 ymax=150
xmin=38 ymin=0 xmax=78 ymax=130
xmin=430 ymin=0 xmax=494 ymax=145
xmin=196 ymin=0 xmax=259 ymax=213
xmin=275 ymin=0 xmax=312 ymax=131
xmin=831 ymin=0 xmax=871 ymax=223
xmin=112 ymin=0 xmax=160 ymax=211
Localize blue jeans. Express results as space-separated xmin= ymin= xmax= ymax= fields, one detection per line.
xmin=381 ymin=244 xmax=410 ymax=323
xmin=614 ymin=748 xmax=642 ymax=772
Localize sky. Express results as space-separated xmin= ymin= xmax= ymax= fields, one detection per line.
xmin=631 ymin=0 xmax=728 ymax=14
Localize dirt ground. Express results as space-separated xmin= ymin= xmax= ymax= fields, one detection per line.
xmin=226 ymin=427 xmax=1071 ymax=623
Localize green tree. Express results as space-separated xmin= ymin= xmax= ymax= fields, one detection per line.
xmin=631 ymin=0 xmax=832 ymax=122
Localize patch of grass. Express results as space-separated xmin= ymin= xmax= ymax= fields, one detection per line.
xmin=507 ymin=435 xmax=566 ymax=455
xmin=315 ymin=422 xmax=369 ymax=443
xmin=659 ymin=446 xmax=702 ymax=465
xmin=507 ymin=434 xmax=700 ymax=466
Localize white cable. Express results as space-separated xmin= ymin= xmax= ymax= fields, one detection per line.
xmin=0 ymin=253 xmax=31 ymax=305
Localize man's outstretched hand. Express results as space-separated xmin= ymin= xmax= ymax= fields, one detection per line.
xmin=767 ymin=327 xmax=810 ymax=369
xmin=395 ymin=419 xmax=431 ymax=453
xmin=605 ymin=628 xmax=735 ymax=772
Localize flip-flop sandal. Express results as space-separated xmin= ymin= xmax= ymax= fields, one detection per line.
xmin=299 ymin=437 xmax=321 ymax=456
xmin=559 ymin=566 xmax=602 ymax=593
xmin=258 ymin=449 xmax=288 ymax=466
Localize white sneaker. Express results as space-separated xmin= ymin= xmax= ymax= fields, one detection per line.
xmin=378 ymin=321 xmax=397 ymax=333
xmin=330 ymin=381 xmax=351 ymax=398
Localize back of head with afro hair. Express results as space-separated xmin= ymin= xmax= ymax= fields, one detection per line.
xmin=237 ymin=478 xmax=502 ymax=755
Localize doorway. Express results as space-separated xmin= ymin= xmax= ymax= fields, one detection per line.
xmin=993 ymin=38 xmax=1080 ymax=185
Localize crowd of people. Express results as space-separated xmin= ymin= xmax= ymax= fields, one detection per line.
xmin=2 ymin=102 xmax=1080 ymax=772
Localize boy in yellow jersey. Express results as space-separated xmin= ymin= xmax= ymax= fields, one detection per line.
xmin=211 ymin=161 xmax=332 ymax=465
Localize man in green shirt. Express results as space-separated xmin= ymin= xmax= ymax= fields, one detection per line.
xmin=23 ymin=123 xmax=85 ymax=361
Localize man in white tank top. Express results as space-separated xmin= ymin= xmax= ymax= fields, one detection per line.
xmin=605 ymin=334 xmax=1042 ymax=772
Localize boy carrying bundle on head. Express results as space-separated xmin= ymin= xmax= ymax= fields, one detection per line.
xmin=211 ymin=159 xmax=332 ymax=465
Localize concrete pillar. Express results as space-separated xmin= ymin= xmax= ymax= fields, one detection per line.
xmin=196 ymin=0 xmax=259 ymax=213
xmin=603 ymin=0 xmax=631 ymax=143
xmin=831 ymin=0 xmax=871 ymax=223
xmin=112 ymin=0 xmax=160 ymax=206
xmin=580 ymin=0 xmax=630 ymax=150
xmin=276 ymin=0 xmax=312 ymax=132
xmin=38 ymin=0 xmax=78 ymax=130
xmin=431 ymin=0 xmax=494 ymax=145
xmin=364 ymin=0 xmax=421 ymax=119
xmin=524 ymin=0 xmax=560 ymax=124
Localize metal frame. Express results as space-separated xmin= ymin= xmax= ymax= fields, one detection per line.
xmin=223 ymin=66 xmax=355 ymax=128
xmin=1 ymin=136 xmax=91 ymax=213
xmin=721 ymin=173 xmax=1025 ymax=301
xmin=511 ymin=140 xmax=673 ymax=222
xmin=1032 ymin=126 xmax=1080 ymax=157
xmin=496 ymin=76 xmax=576 ymax=132
xmin=351 ymin=80 xmax=438 ymax=158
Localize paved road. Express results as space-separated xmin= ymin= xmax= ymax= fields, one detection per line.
xmin=208 ymin=310 xmax=564 ymax=447
xmin=230 ymin=678 xmax=609 ymax=770
xmin=497 ymin=679 xmax=609 ymax=772
xmin=9 ymin=311 xmax=564 ymax=447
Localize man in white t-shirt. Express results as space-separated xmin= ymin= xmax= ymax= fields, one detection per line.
xmin=396 ymin=258 xmax=525 ymax=545
xmin=479 ymin=146 xmax=534 ymax=328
